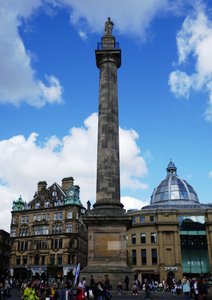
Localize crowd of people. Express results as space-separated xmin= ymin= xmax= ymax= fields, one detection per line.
xmin=0 ymin=274 xmax=210 ymax=300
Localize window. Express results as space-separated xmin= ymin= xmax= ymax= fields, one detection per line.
xmin=54 ymin=212 xmax=63 ymax=221
xmin=41 ymin=256 xmax=45 ymax=265
xmin=131 ymin=234 xmax=136 ymax=245
xmin=68 ymin=254 xmax=74 ymax=265
xmin=140 ymin=216 xmax=145 ymax=223
xmin=37 ymin=214 xmax=41 ymax=221
xmin=23 ymin=256 xmax=27 ymax=265
xmin=10 ymin=228 xmax=16 ymax=237
xmin=34 ymin=255 xmax=39 ymax=265
xmin=16 ymin=256 xmax=21 ymax=265
xmin=50 ymin=254 xmax=55 ymax=265
xmin=12 ymin=217 xmax=16 ymax=225
xmin=18 ymin=241 xmax=28 ymax=251
xmin=132 ymin=217 xmax=136 ymax=224
xmin=52 ymin=191 xmax=57 ymax=197
xmin=52 ymin=224 xmax=62 ymax=234
xmin=51 ymin=239 xmax=63 ymax=249
xmin=140 ymin=233 xmax=146 ymax=243
xmin=34 ymin=240 xmax=48 ymax=250
xmin=67 ymin=211 xmax=73 ymax=219
xmin=57 ymin=254 xmax=62 ymax=265
xmin=35 ymin=203 xmax=40 ymax=209
xmin=34 ymin=226 xmax=49 ymax=235
xmin=141 ymin=249 xmax=147 ymax=265
xmin=44 ymin=202 xmax=49 ymax=208
xmin=21 ymin=215 xmax=28 ymax=224
xmin=151 ymin=248 xmax=157 ymax=265
xmin=132 ymin=249 xmax=137 ymax=265
xmin=151 ymin=232 xmax=157 ymax=243
xmin=66 ymin=224 xmax=72 ymax=233
xmin=150 ymin=215 xmax=156 ymax=222
xmin=20 ymin=228 xmax=28 ymax=237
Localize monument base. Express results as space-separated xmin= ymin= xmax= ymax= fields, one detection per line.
xmin=80 ymin=266 xmax=133 ymax=290
xmin=81 ymin=209 xmax=133 ymax=288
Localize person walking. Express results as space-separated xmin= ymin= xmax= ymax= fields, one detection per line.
xmin=142 ymin=279 xmax=153 ymax=300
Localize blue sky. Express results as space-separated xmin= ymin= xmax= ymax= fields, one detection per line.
xmin=1 ymin=0 xmax=212 ymax=231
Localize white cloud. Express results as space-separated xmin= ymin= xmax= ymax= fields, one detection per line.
xmin=0 ymin=113 xmax=148 ymax=232
xmin=120 ymin=128 xmax=148 ymax=190
xmin=59 ymin=0 xmax=186 ymax=40
xmin=0 ymin=0 xmax=191 ymax=106
xmin=0 ymin=0 xmax=63 ymax=107
xmin=169 ymin=4 xmax=212 ymax=121
xmin=169 ymin=70 xmax=192 ymax=98
xmin=121 ymin=196 xmax=149 ymax=212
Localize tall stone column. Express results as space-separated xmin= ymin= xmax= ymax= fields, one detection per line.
xmin=94 ymin=24 xmax=123 ymax=210
xmin=81 ymin=18 xmax=132 ymax=285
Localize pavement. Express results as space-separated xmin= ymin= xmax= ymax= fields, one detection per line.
xmin=8 ymin=288 xmax=212 ymax=300
xmin=111 ymin=290 xmax=212 ymax=300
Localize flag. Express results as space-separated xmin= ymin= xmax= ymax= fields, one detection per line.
xmin=74 ymin=263 xmax=80 ymax=286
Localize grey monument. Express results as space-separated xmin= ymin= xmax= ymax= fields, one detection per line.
xmin=81 ymin=18 xmax=132 ymax=286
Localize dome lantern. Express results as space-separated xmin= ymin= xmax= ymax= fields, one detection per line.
xmin=166 ymin=160 xmax=177 ymax=176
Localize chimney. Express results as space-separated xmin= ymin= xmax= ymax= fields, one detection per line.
xmin=37 ymin=181 xmax=47 ymax=193
xmin=62 ymin=177 xmax=74 ymax=191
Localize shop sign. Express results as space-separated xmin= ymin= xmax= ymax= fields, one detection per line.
xmin=164 ymin=266 xmax=178 ymax=272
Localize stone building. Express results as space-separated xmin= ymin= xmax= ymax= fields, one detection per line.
xmin=127 ymin=161 xmax=212 ymax=284
xmin=0 ymin=229 xmax=10 ymax=277
xmin=9 ymin=177 xmax=87 ymax=281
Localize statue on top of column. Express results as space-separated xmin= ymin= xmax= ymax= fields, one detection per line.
xmin=104 ymin=17 xmax=114 ymax=36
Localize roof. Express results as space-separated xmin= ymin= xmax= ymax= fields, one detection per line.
xmin=150 ymin=161 xmax=200 ymax=206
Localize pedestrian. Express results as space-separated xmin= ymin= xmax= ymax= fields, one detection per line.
xmin=193 ymin=278 xmax=199 ymax=300
xmin=198 ymin=277 xmax=207 ymax=300
xmin=117 ymin=281 xmax=122 ymax=294
xmin=76 ymin=282 xmax=86 ymax=300
xmin=23 ymin=281 xmax=39 ymax=300
xmin=132 ymin=281 xmax=138 ymax=295
xmin=104 ymin=275 xmax=111 ymax=300
xmin=181 ymin=276 xmax=191 ymax=300
xmin=124 ymin=275 xmax=129 ymax=291
xmin=142 ymin=279 xmax=153 ymax=300
xmin=93 ymin=277 xmax=104 ymax=300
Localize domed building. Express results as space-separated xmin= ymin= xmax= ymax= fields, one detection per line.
xmin=150 ymin=161 xmax=199 ymax=206
xmin=127 ymin=161 xmax=212 ymax=283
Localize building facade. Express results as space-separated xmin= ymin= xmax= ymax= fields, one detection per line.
xmin=9 ymin=177 xmax=87 ymax=281
xmin=127 ymin=161 xmax=212 ymax=284
xmin=0 ymin=229 xmax=10 ymax=277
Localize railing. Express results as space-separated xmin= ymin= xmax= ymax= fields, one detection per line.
xmin=97 ymin=42 xmax=120 ymax=50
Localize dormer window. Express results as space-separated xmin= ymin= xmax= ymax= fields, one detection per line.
xmin=35 ymin=203 xmax=40 ymax=209
xmin=44 ymin=202 xmax=49 ymax=208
